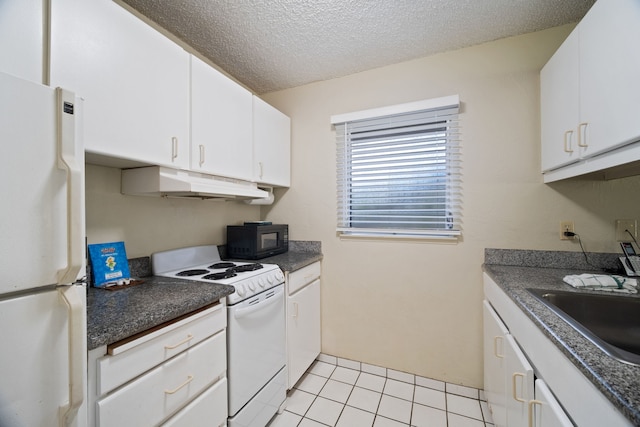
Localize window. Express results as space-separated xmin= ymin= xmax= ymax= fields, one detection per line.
xmin=330 ymin=95 xmax=461 ymax=239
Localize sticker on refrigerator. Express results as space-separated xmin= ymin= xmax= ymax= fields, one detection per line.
xmin=88 ymin=242 xmax=131 ymax=287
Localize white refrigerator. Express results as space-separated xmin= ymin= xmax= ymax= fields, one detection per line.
xmin=0 ymin=72 xmax=87 ymax=427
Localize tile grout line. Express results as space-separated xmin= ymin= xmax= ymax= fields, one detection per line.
xmin=286 ymin=356 xmax=491 ymax=427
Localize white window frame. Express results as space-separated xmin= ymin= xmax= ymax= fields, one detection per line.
xmin=330 ymin=95 xmax=461 ymax=240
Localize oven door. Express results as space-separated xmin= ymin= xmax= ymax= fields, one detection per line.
xmin=227 ymin=283 xmax=286 ymax=417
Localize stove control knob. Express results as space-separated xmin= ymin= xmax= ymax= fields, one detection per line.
xmin=248 ymin=281 xmax=256 ymax=291
xmin=267 ymin=274 xmax=275 ymax=284
xmin=236 ymin=285 xmax=246 ymax=297
xmin=275 ymin=270 xmax=284 ymax=282
xmin=258 ymin=278 xmax=266 ymax=288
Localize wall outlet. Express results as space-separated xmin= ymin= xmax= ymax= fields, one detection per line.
xmin=560 ymin=221 xmax=575 ymax=240
xmin=615 ymin=219 xmax=637 ymax=242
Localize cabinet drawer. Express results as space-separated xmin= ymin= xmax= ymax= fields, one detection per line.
xmin=162 ymin=378 xmax=227 ymax=427
xmin=98 ymin=303 xmax=225 ymax=395
xmin=97 ymin=330 xmax=226 ymax=427
xmin=287 ymin=262 xmax=321 ymax=294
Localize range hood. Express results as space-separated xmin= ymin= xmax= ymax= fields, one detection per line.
xmin=121 ymin=166 xmax=270 ymax=200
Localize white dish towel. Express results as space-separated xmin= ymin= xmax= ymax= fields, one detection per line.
xmin=563 ymin=274 xmax=638 ymax=294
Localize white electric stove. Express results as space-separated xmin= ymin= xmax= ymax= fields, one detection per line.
xmin=151 ymin=244 xmax=285 ymax=305
xmin=151 ymin=245 xmax=286 ymax=427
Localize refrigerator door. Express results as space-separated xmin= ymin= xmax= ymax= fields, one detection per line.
xmin=0 ymin=72 xmax=87 ymax=426
xmin=0 ymin=284 xmax=87 ymax=427
xmin=0 ymin=71 xmax=85 ymax=293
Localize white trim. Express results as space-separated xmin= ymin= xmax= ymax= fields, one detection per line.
xmin=330 ymin=95 xmax=460 ymax=125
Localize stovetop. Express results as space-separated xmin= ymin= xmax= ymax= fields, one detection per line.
xmin=151 ymin=245 xmax=284 ymax=305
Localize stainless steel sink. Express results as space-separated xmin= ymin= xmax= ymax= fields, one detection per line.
xmin=527 ymin=288 xmax=640 ymax=366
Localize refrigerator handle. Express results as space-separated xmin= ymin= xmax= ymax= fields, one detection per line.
xmin=56 ymin=88 xmax=84 ymax=285
xmin=58 ymin=285 xmax=86 ymax=426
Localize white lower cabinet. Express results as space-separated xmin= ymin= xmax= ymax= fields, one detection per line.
xmin=483 ymin=301 xmax=534 ymax=427
xmin=286 ymin=262 xmax=321 ymax=389
xmin=504 ymin=335 xmax=534 ymax=427
xmin=484 ymin=273 xmax=632 ymax=426
xmin=482 ymin=301 xmax=508 ymax=426
xmin=531 ymin=379 xmax=573 ymax=427
xmin=163 ymin=378 xmax=228 ymax=427
xmin=88 ymin=304 xmax=228 ymax=427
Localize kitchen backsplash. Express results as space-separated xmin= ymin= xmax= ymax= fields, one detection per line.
xmin=485 ymin=248 xmax=623 ymax=272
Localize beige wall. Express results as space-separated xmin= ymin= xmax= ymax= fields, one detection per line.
xmin=260 ymin=25 xmax=640 ymax=387
xmin=85 ymin=164 xmax=261 ymax=258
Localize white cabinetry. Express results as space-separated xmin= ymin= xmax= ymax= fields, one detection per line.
xmin=253 ymin=96 xmax=291 ymax=187
xmin=541 ymin=0 xmax=640 ymax=181
xmin=531 ymin=379 xmax=573 ymax=427
xmin=484 ymin=273 xmax=632 ymax=426
xmin=483 ymin=301 xmax=534 ymax=427
xmin=191 ymin=55 xmax=253 ymax=180
xmin=88 ymin=304 xmax=228 ymax=427
xmin=540 ymin=30 xmax=580 ymax=171
xmin=286 ymin=262 xmax=321 ymax=389
xmin=0 ymin=1 xmax=45 ymax=83
xmin=50 ymin=0 xmax=190 ymax=168
xmin=483 ymin=301 xmax=508 ymax=425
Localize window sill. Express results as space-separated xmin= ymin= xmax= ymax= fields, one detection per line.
xmin=337 ymin=230 xmax=461 ymax=243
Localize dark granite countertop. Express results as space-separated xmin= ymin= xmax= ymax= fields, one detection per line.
xmin=87 ymin=241 xmax=321 ymax=351
xmin=483 ymin=249 xmax=640 ymax=425
xmin=87 ymin=276 xmax=234 ymax=350
xmin=256 ymin=248 xmax=323 ymax=273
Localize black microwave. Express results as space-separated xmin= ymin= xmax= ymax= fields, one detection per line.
xmin=226 ymin=223 xmax=288 ymax=260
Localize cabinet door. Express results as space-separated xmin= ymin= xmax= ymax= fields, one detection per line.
xmin=50 ymin=0 xmax=190 ymax=168
xmin=540 ymin=30 xmax=581 ymax=172
xmin=483 ymin=300 xmax=508 ymax=427
xmin=578 ymin=0 xmax=640 ymax=158
xmin=287 ymin=279 xmax=321 ymax=389
xmin=191 ymin=55 xmax=253 ymax=180
xmin=162 ymin=378 xmax=228 ymax=427
xmin=97 ymin=331 xmax=226 ymax=426
xmin=0 ymin=0 xmax=44 ymax=83
xmin=505 ymin=334 xmax=534 ymax=427
xmin=531 ymin=379 xmax=573 ymax=427
xmin=253 ymin=96 xmax=291 ymax=187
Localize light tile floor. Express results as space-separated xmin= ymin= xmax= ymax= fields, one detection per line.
xmin=268 ymin=355 xmax=495 ymax=427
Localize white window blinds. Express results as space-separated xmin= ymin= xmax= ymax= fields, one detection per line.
xmin=331 ymin=96 xmax=461 ymax=239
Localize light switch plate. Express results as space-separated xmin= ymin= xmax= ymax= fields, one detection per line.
xmin=615 ymin=219 xmax=637 ymax=242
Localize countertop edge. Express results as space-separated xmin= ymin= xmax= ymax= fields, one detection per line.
xmin=87 ymin=249 xmax=322 ymax=351
xmin=483 ymin=264 xmax=640 ymax=425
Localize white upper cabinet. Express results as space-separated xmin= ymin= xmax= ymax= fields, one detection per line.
xmin=50 ymin=0 xmax=190 ymax=168
xmin=578 ymin=0 xmax=640 ymax=157
xmin=190 ymin=55 xmax=253 ymax=181
xmin=0 ymin=1 xmax=45 ymax=83
xmin=540 ymin=31 xmax=580 ymax=172
xmin=541 ymin=0 xmax=640 ymax=179
xmin=253 ymin=96 xmax=291 ymax=187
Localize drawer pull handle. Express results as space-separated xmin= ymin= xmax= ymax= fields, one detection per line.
xmin=512 ymin=372 xmax=526 ymax=402
xmin=293 ymin=302 xmax=299 ymax=318
xmin=493 ymin=336 xmax=504 ymax=358
xmin=528 ymin=399 xmax=543 ymax=427
xmin=165 ymin=334 xmax=194 ymax=350
xmin=164 ymin=375 xmax=194 ymax=394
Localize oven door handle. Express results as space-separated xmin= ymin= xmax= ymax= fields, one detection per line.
xmin=233 ymin=294 xmax=281 ymax=319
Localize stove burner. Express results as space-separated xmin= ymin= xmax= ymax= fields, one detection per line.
xmin=230 ymin=263 xmax=263 ymax=273
xmin=209 ymin=262 xmax=237 ymax=269
xmin=176 ymin=269 xmax=210 ymax=277
xmin=203 ymin=271 xmax=237 ymax=280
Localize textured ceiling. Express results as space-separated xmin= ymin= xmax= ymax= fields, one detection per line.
xmin=120 ymin=0 xmax=595 ymax=94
